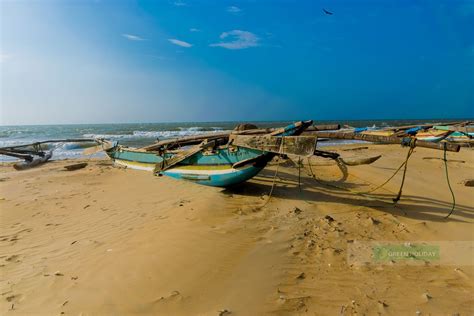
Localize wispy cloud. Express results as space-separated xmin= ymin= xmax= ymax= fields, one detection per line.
xmin=190 ymin=28 xmax=201 ymax=32
xmin=122 ymin=34 xmax=146 ymax=41
xmin=173 ymin=1 xmax=187 ymax=6
xmin=0 ymin=53 xmax=11 ymax=63
xmin=168 ymin=39 xmax=193 ymax=48
xmin=210 ymin=30 xmax=259 ymax=50
xmin=227 ymin=6 xmax=242 ymax=14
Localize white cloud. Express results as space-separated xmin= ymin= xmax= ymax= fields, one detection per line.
xmin=122 ymin=34 xmax=146 ymax=41
xmin=0 ymin=53 xmax=11 ymax=63
xmin=227 ymin=6 xmax=241 ymax=13
xmin=210 ymin=30 xmax=259 ymax=50
xmin=173 ymin=1 xmax=187 ymax=6
xmin=168 ymin=39 xmax=193 ymax=48
xmin=190 ymin=28 xmax=201 ymax=32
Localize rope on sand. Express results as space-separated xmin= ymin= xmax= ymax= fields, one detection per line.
xmin=306 ymin=139 xmax=417 ymax=204
xmin=443 ymin=143 xmax=456 ymax=219
xmin=258 ymin=138 xmax=285 ymax=209
xmin=306 ymin=139 xmax=457 ymax=218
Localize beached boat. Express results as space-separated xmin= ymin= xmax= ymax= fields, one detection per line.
xmin=104 ymin=121 xmax=315 ymax=187
xmin=414 ymin=129 xmax=452 ymax=142
xmin=432 ymin=125 xmax=474 ymax=143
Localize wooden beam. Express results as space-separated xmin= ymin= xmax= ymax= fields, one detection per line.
xmin=154 ymin=140 xmax=216 ymax=172
xmin=0 ymin=138 xmax=97 ymax=150
xmin=313 ymin=131 xmax=460 ymax=152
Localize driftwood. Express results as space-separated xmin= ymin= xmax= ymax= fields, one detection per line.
xmin=422 ymin=157 xmax=465 ymax=163
xmin=464 ymin=179 xmax=474 ymax=187
xmin=342 ymin=146 xmax=369 ymax=151
xmin=313 ymin=131 xmax=460 ymax=152
xmin=64 ymin=162 xmax=88 ymax=171
xmin=13 ymin=151 xmax=52 ymax=170
xmin=230 ymin=135 xmax=317 ymax=157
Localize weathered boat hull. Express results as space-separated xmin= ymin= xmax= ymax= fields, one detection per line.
xmin=106 ymin=146 xmax=272 ymax=186
xmin=163 ymin=163 xmax=266 ymax=187
xmin=105 ymin=120 xmax=313 ymax=187
xmin=415 ymin=129 xmax=451 ymax=142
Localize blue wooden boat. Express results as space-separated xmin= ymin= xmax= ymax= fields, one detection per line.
xmin=104 ymin=121 xmax=314 ymax=187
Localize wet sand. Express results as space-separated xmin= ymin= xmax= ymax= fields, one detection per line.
xmin=1 ymin=144 xmax=473 ymax=315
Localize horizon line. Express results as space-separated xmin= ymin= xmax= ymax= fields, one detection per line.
xmin=1 ymin=117 xmax=473 ymax=127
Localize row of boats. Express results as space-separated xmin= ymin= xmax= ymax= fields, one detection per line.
xmin=0 ymin=120 xmax=470 ymax=187
xmin=353 ymin=122 xmax=474 ymax=143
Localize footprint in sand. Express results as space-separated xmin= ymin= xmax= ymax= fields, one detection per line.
xmin=6 ymin=294 xmax=21 ymax=302
xmin=5 ymin=254 xmax=20 ymax=262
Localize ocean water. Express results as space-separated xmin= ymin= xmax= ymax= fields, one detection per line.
xmin=0 ymin=119 xmax=467 ymax=161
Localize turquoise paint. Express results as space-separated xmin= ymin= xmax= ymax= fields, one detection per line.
xmin=110 ymin=149 xmax=163 ymax=164
xmin=163 ymin=164 xmax=265 ymax=187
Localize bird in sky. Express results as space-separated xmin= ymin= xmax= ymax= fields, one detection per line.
xmin=323 ymin=8 xmax=333 ymax=15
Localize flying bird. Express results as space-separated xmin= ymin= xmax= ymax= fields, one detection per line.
xmin=323 ymin=8 xmax=333 ymax=15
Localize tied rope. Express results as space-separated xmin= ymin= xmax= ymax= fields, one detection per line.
xmin=306 ymin=138 xmax=417 ymax=204
xmin=443 ymin=142 xmax=456 ymax=218
xmin=392 ymin=138 xmax=416 ymax=203
xmin=259 ymin=137 xmax=285 ymax=209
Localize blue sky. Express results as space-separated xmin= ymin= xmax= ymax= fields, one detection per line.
xmin=1 ymin=0 xmax=473 ymax=125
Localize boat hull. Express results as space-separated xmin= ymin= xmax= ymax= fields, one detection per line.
xmin=106 ymin=146 xmax=271 ymax=187
xmin=163 ymin=163 xmax=265 ymax=187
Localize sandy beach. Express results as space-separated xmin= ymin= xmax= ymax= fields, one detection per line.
xmin=1 ymin=144 xmax=473 ymax=315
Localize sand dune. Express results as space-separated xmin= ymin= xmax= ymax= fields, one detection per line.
xmin=1 ymin=145 xmax=473 ymax=315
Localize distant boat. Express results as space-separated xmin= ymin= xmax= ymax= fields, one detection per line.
xmin=414 ymin=129 xmax=452 ymax=142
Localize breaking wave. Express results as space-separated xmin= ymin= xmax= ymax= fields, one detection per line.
xmin=83 ymin=127 xmax=227 ymax=140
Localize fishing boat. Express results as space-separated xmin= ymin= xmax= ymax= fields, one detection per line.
xmin=103 ymin=121 xmax=315 ymax=187
xmin=432 ymin=125 xmax=474 ymax=143
xmin=414 ymin=129 xmax=452 ymax=142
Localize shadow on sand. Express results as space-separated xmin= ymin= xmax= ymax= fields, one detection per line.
xmin=222 ymin=168 xmax=474 ymax=223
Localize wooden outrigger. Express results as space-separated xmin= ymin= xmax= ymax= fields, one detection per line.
xmin=0 ymin=139 xmax=96 ymax=170
xmin=103 ymin=121 xmax=317 ymax=187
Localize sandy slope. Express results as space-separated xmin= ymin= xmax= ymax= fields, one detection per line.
xmin=0 ymin=144 xmax=473 ymax=315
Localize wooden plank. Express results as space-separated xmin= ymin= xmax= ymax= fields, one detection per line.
xmin=313 ymin=131 xmax=460 ymax=152
xmin=231 ymin=135 xmax=317 ymax=156
xmin=154 ymin=140 xmax=216 ymax=172
xmin=143 ymin=132 xmax=230 ymax=151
